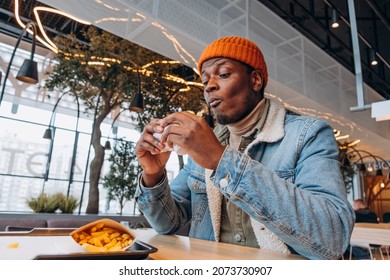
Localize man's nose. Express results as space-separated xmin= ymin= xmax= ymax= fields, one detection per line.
xmin=205 ymin=77 xmax=218 ymax=93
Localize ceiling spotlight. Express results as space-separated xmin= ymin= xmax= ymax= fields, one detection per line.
xmin=331 ymin=9 xmax=339 ymax=29
xmin=370 ymin=49 xmax=378 ymax=66
xmin=129 ymin=70 xmax=144 ymax=113
xmin=129 ymin=92 xmax=144 ymax=113
xmin=42 ymin=127 xmax=52 ymax=140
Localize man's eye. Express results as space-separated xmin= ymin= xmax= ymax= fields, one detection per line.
xmin=220 ymin=73 xmax=230 ymax=78
xmin=203 ymin=80 xmax=209 ymax=86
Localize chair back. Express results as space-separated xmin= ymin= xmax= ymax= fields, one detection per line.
xmin=383 ymin=212 xmax=390 ymax=223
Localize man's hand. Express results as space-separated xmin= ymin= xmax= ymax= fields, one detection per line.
xmin=159 ymin=111 xmax=225 ymax=170
xmin=135 ymin=118 xmax=171 ymax=187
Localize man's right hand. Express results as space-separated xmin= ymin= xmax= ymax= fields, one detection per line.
xmin=135 ymin=118 xmax=171 ymax=187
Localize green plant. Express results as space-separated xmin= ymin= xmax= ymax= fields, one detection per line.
xmin=59 ymin=195 xmax=80 ymax=214
xmin=27 ymin=192 xmax=63 ymax=213
xmin=26 ymin=192 xmax=79 ymax=213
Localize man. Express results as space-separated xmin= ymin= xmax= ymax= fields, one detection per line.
xmin=353 ymin=199 xmax=378 ymax=223
xmin=350 ymin=199 xmax=378 ymax=259
xmin=134 ymin=36 xmax=355 ymax=259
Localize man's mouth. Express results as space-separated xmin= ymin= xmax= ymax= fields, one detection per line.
xmin=208 ymin=98 xmax=221 ymax=108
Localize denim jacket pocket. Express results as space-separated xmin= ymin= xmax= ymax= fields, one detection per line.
xmin=188 ymin=173 xmax=208 ymax=221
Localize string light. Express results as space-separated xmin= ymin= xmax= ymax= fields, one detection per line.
xmin=348 ymin=139 xmax=361 ymax=147
xmin=13 ymin=0 xmax=202 ymax=93
xmin=14 ymin=0 xmax=91 ymax=53
xmin=336 ymin=134 xmax=350 ymax=140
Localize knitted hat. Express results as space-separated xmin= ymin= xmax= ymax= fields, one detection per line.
xmin=198 ymin=36 xmax=268 ymax=87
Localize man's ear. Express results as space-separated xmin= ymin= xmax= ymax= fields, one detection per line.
xmin=250 ymin=70 xmax=263 ymax=92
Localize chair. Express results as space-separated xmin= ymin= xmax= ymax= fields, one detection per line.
xmin=382 ymin=213 xmax=390 ymax=258
xmin=349 ymin=223 xmax=390 ymax=260
xmin=349 ymin=242 xmax=384 ymax=260
xmin=383 ymin=212 xmax=390 ymax=223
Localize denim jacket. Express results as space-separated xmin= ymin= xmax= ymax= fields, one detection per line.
xmin=135 ymin=98 xmax=355 ymax=260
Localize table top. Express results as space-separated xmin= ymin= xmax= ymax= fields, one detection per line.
xmin=350 ymin=223 xmax=390 ymax=246
xmin=130 ymin=228 xmax=306 ymax=260
xmin=354 ymin=222 xmax=390 ymax=229
xmin=0 ymin=228 xmax=306 ymax=260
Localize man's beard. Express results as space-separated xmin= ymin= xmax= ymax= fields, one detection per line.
xmin=214 ymin=110 xmax=247 ymax=125
xmin=211 ymin=94 xmax=262 ymax=125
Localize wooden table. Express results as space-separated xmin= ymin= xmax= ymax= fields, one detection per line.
xmin=350 ymin=223 xmax=390 ymax=246
xmin=130 ymin=228 xmax=306 ymax=260
xmin=0 ymin=228 xmax=306 ymax=260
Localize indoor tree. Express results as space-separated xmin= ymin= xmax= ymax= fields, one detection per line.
xmin=44 ymin=26 xmax=204 ymax=214
xmin=103 ymin=138 xmax=141 ymax=215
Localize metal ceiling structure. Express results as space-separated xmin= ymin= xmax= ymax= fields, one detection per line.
xmin=0 ymin=0 xmax=87 ymax=44
xmin=0 ymin=0 xmax=196 ymax=80
xmin=260 ymin=0 xmax=390 ymax=101
xmin=1 ymin=0 xmax=389 ymax=100
xmin=0 ymin=0 xmax=389 ymax=159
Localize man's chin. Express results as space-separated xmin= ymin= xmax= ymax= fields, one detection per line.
xmin=215 ymin=113 xmax=241 ymax=125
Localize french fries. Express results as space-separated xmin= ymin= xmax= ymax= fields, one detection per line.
xmin=7 ymin=242 xmax=19 ymax=249
xmin=71 ymin=221 xmax=133 ymax=252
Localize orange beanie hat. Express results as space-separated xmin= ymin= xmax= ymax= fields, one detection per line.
xmin=198 ymin=36 xmax=268 ymax=87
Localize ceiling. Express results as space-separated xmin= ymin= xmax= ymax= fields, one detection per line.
xmin=0 ymin=0 xmax=389 ymax=159
xmin=260 ymin=0 xmax=390 ymax=101
xmin=1 ymin=0 xmax=389 ymax=100
xmin=0 ymin=0 xmax=86 ymax=44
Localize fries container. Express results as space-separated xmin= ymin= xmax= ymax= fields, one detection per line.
xmin=70 ymin=218 xmax=134 ymax=252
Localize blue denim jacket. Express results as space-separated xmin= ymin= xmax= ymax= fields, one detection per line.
xmin=135 ymin=99 xmax=355 ymax=260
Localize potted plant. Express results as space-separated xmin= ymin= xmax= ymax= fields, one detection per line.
xmin=27 ymin=192 xmax=79 ymax=214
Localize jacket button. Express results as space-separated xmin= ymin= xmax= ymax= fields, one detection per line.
xmin=219 ymin=178 xmax=228 ymax=189
xmin=234 ymin=233 xmax=242 ymax=242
